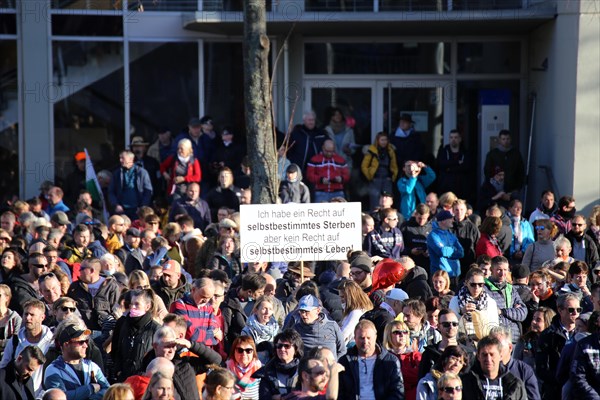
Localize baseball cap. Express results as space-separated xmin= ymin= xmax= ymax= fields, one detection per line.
xmin=126 ymin=227 xmax=141 ymax=237
xmin=59 ymin=325 xmax=91 ymax=344
xmin=51 ymin=211 xmax=70 ymax=226
xmin=436 ymin=210 xmax=454 ymax=221
xmin=387 ymin=288 xmax=409 ymax=302
xmin=162 ymin=260 xmax=181 ymax=276
xmin=298 ymin=295 xmax=320 ymax=312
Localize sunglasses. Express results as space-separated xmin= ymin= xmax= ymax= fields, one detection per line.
xmin=60 ymin=306 xmax=76 ymax=313
xmin=276 ymin=343 xmax=292 ymax=350
xmin=391 ymin=330 xmax=409 ymax=336
xmin=441 ymin=386 xmax=462 ymax=394
xmin=572 ymin=223 xmax=585 ymax=227
xmin=31 ymin=263 xmax=48 ymax=269
xmin=440 ymin=321 xmax=459 ymax=328
xmin=568 ymin=307 xmax=583 ymax=314
xmin=236 ymin=347 xmax=254 ymax=354
xmin=469 ymin=282 xmax=485 ymax=288
xmin=70 ymin=339 xmax=88 ymax=346
xmin=38 ymin=272 xmax=57 ymax=283
xmin=535 ymin=225 xmax=545 ymax=231
xmin=309 ymin=368 xmax=327 ymax=377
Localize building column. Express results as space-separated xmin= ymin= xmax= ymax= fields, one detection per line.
xmin=18 ymin=0 xmax=53 ymax=199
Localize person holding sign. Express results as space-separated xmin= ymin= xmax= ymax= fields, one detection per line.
xmin=306 ymin=140 xmax=350 ymax=203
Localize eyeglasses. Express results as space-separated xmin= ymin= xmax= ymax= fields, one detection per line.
xmin=469 ymin=282 xmax=485 ymax=288
xmin=535 ymin=225 xmax=545 ymax=231
xmin=276 ymin=343 xmax=292 ymax=350
xmin=441 ymin=386 xmax=463 ymax=394
xmin=60 ymin=306 xmax=76 ymax=313
xmin=440 ymin=321 xmax=459 ymax=328
xmin=391 ymin=330 xmax=409 ymax=336
xmin=31 ymin=263 xmax=48 ymax=269
xmin=236 ymin=347 xmax=254 ymax=354
xmin=350 ymin=270 xmax=367 ymax=277
xmin=568 ymin=307 xmax=583 ymax=314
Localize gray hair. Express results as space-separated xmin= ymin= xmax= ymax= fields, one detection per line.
xmin=146 ymin=357 xmax=175 ymax=378
xmin=554 ymin=235 xmax=572 ymax=251
xmin=488 ymin=325 xmax=512 ymax=344
xmin=303 ymin=110 xmax=316 ymax=120
xmin=557 ymin=293 xmax=580 ymax=309
xmin=152 ymin=326 xmax=176 ymax=345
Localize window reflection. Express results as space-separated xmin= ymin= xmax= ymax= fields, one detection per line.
xmin=0 ymin=40 xmax=18 ymax=201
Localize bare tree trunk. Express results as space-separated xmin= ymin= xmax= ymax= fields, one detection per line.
xmin=243 ymin=0 xmax=278 ymax=205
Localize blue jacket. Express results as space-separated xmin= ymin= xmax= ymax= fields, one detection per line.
xmin=397 ymin=166 xmax=436 ymax=220
xmin=506 ymin=358 xmax=541 ymax=400
xmin=108 ymin=165 xmax=153 ymax=209
xmin=44 ymin=356 xmax=109 ymax=400
xmin=508 ymin=217 xmax=535 ymax=257
xmin=426 ymin=221 xmax=464 ymax=277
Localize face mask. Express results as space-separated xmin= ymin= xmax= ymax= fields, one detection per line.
xmin=562 ymin=208 xmax=576 ymax=219
xmin=104 ymin=268 xmax=115 ymax=276
xmin=129 ymin=308 xmax=146 ymax=318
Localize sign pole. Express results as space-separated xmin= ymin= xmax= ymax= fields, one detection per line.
xmin=300 ymin=260 xmax=304 ymax=281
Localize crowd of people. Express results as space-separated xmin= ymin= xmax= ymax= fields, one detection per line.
xmin=0 ymin=110 xmax=599 ymax=400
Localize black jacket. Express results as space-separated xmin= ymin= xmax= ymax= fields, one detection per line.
xmin=152 ymin=275 xmax=190 ymax=310
xmin=535 ymin=315 xmax=573 ymax=400
xmin=360 ymin=306 xmax=395 ymax=345
xmin=460 ymin=361 xmax=527 ymax=400
xmin=450 ymin=218 xmax=480 ymax=268
xmin=111 ymin=312 xmax=161 ymax=382
xmin=401 ymin=218 xmax=432 ymax=270
xmin=398 ymin=266 xmax=432 ymax=301
xmin=7 ymin=274 xmax=37 ymax=316
xmin=318 ymin=282 xmax=344 ymax=324
xmin=338 ymin=345 xmax=405 ymax=400
xmin=68 ymin=275 xmax=121 ymax=331
xmin=255 ymin=357 xmax=300 ymax=399
xmin=220 ymin=288 xmax=248 ymax=353
xmin=0 ymin=361 xmax=36 ymax=400
xmin=566 ymin=231 xmax=600 ymax=268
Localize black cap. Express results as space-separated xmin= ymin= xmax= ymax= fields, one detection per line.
xmin=286 ymin=164 xmax=299 ymax=174
xmin=126 ymin=227 xmax=141 ymax=237
xmin=188 ymin=117 xmax=202 ymax=126
xmin=380 ymin=190 xmax=393 ymax=198
xmin=199 ymin=115 xmax=213 ymax=125
xmin=58 ymin=325 xmax=91 ymax=344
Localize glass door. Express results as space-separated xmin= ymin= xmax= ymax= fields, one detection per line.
xmin=376 ymin=80 xmax=455 ymax=163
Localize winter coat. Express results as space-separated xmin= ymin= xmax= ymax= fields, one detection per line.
xmin=426 ymin=221 xmax=464 ymax=278
xmin=416 ymin=370 xmax=439 ymax=400
xmin=279 ymin=164 xmax=310 ymax=204
xmin=111 ymin=312 xmax=161 ymax=382
xmin=293 ymin=313 xmax=346 ymax=359
xmin=535 ymin=315 xmax=574 ymax=400
xmin=484 ymin=279 xmax=527 ymax=342
xmin=108 ymin=165 xmax=153 ymax=210
xmin=460 ymin=361 xmax=527 ymax=400
xmin=68 ymin=275 xmax=121 ymax=331
xmin=0 ymin=360 xmax=36 ymax=400
xmin=436 ymin=144 xmax=472 ymax=199
xmin=483 ymin=146 xmax=525 ymax=193
xmin=363 ymin=226 xmax=405 ymax=259
xmin=572 ymin=332 xmax=600 ymax=399
xmin=171 ymin=132 xmax=216 ymax=170
xmin=361 ymin=143 xmax=399 ymax=181
xmin=44 ymin=356 xmax=109 ymax=400
xmin=168 ymin=197 xmax=212 ymax=232
xmin=476 ymin=233 xmax=504 ymax=259
xmin=397 ymin=166 xmax=436 ymax=220
xmin=390 ymin=129 xmax=425 ymax=168
xmin=399 ymin=266 xmax=433 ymax=301
xmin=566 ymin=231 xmax=600 ymax=267
xmin=220 ymin=289 xmax=249 ymax=353
xmin=255 ymin=357 xmax=299 ymax=400
xmin=306 ymin=152 xmax=350 ymax=193
xmin=450 ymin=218 xmax=480 ymax=267
xmin=360 ymin=306 xmax=395 ymax=345
xmin=505 ymin=358 xmax=541 ymax=400
xmin=401 ymin=217 xmax=432 ymax=270
xmin=338 ymin=345 xmax=405 ymax=400
xmin=205 ymin=186 xmax=241 ymax=220
xmin=160 ymin=154 xmax=202 ymax=196
xmin=448 ymin=293 xmax=500 ymax=338
xmin=151 ymin=275 xmax=190 ymax=310
xmin=394 ymin=350 xmax=422 ymax=400
xmin=508 ymin=217 xmax=535 ymax=257
xmin=318 ymin=282 xmax=344 ymax=324
xmin=286 ymin=124 xmax=328 ymax=171
xmin=7 ymin=274 xmax=38 ymax=316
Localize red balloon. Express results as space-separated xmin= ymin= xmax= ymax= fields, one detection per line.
xmin=370 ymin=258 xmax=407 ymax=295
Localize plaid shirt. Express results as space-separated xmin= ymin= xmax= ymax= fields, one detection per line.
xmin=170 ymin=293 xmax=219 ymax=346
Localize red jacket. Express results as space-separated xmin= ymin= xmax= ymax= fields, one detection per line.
xmin=160 ymin=155 xmax=202 ymax=195
xmin=475 ymin=234 xmax=503 ymax=258
xmin=306 ymin=153 xmax=350 ymax=193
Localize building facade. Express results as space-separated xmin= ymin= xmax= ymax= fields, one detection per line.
xmin=2 ymin=0 xmax=599 ymax=212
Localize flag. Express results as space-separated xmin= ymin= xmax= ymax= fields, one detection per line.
xmin=84 ymin=148 xmax=109 ymax=224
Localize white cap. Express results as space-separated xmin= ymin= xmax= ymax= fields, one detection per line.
xmin=387 ymin=288 xmax=409 ymax=302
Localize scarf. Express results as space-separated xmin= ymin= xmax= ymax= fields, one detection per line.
xmin=488 ymin=234 xmax=502 ymax=254
xmin=457 ymin=284 xmax=489 ymax=322
xmin=274 ymin=357 xmax=300 ymax=375
xmin=510 ymin=214 xmax=523 ymax=249
xmin=245 ymin=314 xmax=279 ymax=344
xmin=122 ymin=167 xmax=136 ymax=189
xmin=226 ymin=358 xmax=262 ymax=389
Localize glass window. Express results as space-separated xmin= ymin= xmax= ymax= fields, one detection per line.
xmin=129 ymin=42 xmax=199 ymax=154
xmin=202 ymin=0 xmax=272 ymax=11
xmin=203 ymin=42 xmax=245 ymax=133
xmin=305 ymin=0 xmax=373 ymax=11
xmin=52 ymin=15 xmax=123 ymax=36
xmin=458 ymin=42 xmax=521 ymax=74
xmin=53 ymin=41 xmax=125 ymax=187
xmin=0 ymin=14 xmax=17 ymax=34
xmin=0 ymin=40 xmax=18 ymax=200
xmin=51 ymin=0 xmax=118 ymax=9
xmin=305 ymin=43 xmax=450 ymax=75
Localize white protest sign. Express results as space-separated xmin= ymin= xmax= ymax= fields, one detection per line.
xmin=240 ymin=202 xmax=362 ymax=263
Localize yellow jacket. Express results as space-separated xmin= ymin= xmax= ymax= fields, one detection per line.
xmin=361 ymin=143 xmax=399 ymax=182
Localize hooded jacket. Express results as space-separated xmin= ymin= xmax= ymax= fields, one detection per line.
xmin=401 ymin=217 xmax=432 ymax=269
xmin=68 ymin=275 xmax=121 ymax=331
xmin=338 ymin=344 xmax=404 ymax=400
xmin=484 ymin=279 xmax=527 ymax=342
xmin=293 ymin=312 xmax=346 ymax=359
xmin=7 ymin=274 xmax=38 ymax=316
xmin=426 ymin=221 xmax=464 ymax=278
xmin=450 ymin=218 xmax=480 ymax=267
xmin=397 ymin=166 xmax=436 ymax=220
xmin=399 ymin=265 xmax=432 ymax=301
xmin=278 ymin=164 xmax=310 ymax=204
xmin=461 ymin=361 xmax=527 ymax=400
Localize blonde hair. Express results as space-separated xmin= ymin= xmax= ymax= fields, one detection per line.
xmin=339 ymin=280 xmax=373 ymax=317
xmin=588 ymin=205 xmax=600 ymax=228
xmin=439 ymin=192 xmax=458 ymax=209
xmin=382 ymin=320 xmax=409 ymax=352
xmin=432 ymin=270 xmax=451 ymax=292
xmin=103 ymin=383 xmax=134 ymax=400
